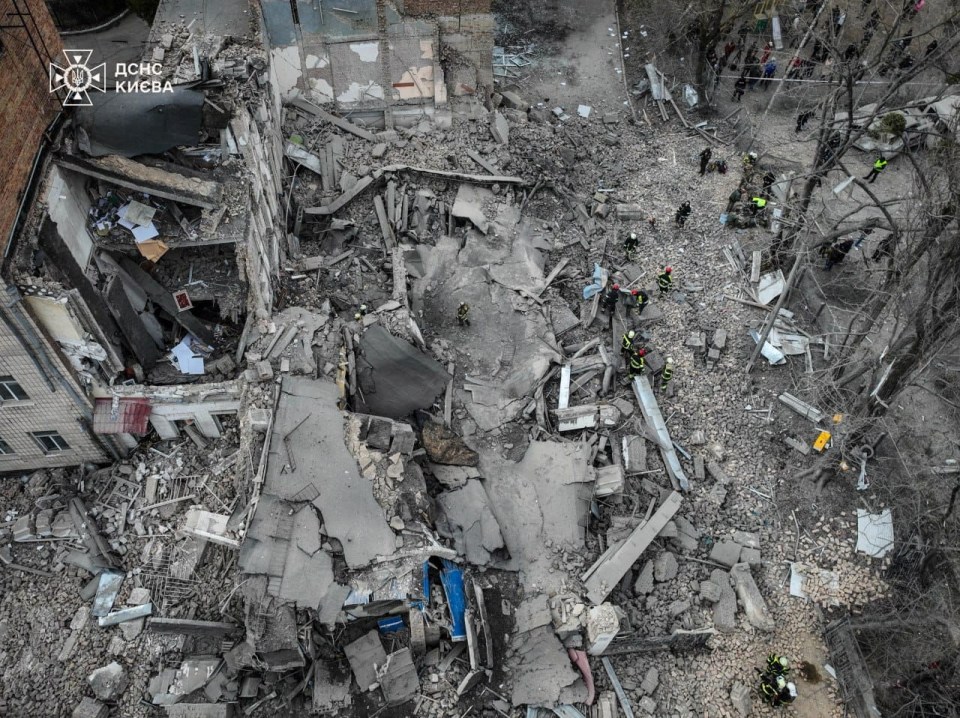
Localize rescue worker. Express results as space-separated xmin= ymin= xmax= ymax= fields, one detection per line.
xmin=657 ymin=267 xmax=673 ymax=295
xmin=457 ymin=302 xmax=470 ymax=326
xmin=603 ymin=283 xmax=621 ymax=314
xmin=699 ymin=147 xmax=712 ymax=175
xmin=779 ymin=682 xmax=798 ymax=705
xmin=624 ymin=231 xmax=640 ymax=259
xmin=767 ymin=654 xmax=790 ymax=677
xmin=732 ymin=73 xmax=747 ymax=102
xmin=630 ymin=288 xmax=649 ymax=317
xmin=354 ymin=304 xmax=368 ymax=321
xmin=759 ymin=673 xmax=787 ymax=707
xmin=864 ymin=154 xmax=887 ymax=183
xmin=726 ymin=186 xmax=743 ymax=213
xmin=628 ymin=348 xmax=647 ymax=379
xmin=750 ymin=196 xmax=767 ymax=215
xmin=621 ymin=330 xmax=637 ymax=363
xmin=795 ymin=109 xmax=814 ymax=133
xmin=660 ymin=356 xmax=675 ymax=392
xmin=819 ymin=238 xmax=854 ymax=271
xmin=675 ymin=201 xmax=692 ymax=228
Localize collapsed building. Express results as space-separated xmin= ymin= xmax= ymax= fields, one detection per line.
xmin=0 ymin=1 xmax=899 ymax=718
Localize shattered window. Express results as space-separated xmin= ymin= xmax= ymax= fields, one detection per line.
xmin=0 ymin=436 xmax=12 ymax=455
xmin=31 ymin=431 xmax=70 ymax=453
xmin=0 ymin=376 xmax=28 ymax=401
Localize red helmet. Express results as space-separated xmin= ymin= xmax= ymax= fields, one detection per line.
xmin=631 ymin=289 xmax=639 ymax=296
xmin=664 ymin=266 xmax=673 ymax=273
xmin=612 ymin=283 xmax=620 ymax=290
xmin=637 ymin=349 xmax=647 ymax=357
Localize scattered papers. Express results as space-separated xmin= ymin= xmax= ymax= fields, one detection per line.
xmin=170 ymin=336 xmax=205 ymax=375
xmin=136 ymin=239 xmax=169 ymax=262
xmin=132 ymin=223 xmax=160 ymax=242
xmin=577 ymin=105 xmax=592 ymax=118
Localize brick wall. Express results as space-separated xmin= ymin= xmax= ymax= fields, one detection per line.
xmin=0 ymin=299 xmax=109 ymax=471
xmin=399 ymin=0 xmax=491 ymax=16
xmin=0 ymin=0 xmax=64 ymax=255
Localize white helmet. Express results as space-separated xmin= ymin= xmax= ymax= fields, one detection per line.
xmin=666 ymin=357 xmax=674 ymax=364
xmin=787 ymin=682 xmax=797 ymax=698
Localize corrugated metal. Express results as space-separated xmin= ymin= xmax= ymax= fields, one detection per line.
xmin=93 ymin=397 xmax=151 ymax=435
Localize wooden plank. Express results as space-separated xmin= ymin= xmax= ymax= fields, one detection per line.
xmin=558 ymin=365 xmax=572 ymax=409
xmin=373 ymin=195 xmax=396 ymax=249
xmin=299 ymin=249 xmax=354 ymax=271
xmin=380 ymin=163 xmax=529 ymax=186
xmin=288 ymin=98 xmax=378 ymax=141
xmin=465 ymin=149 xmax=498 ymax=175
xmin=778 ymin=393 xmax=825 ymax=423
xmin=584 ymin=491 xmax=683 ymax=604
xmin=443 ymin=362 xmax=455 ymax=427
xmin=538 ymin=257 xmax=570 ymax=297
xmin=751 ymin=251 xmax=762 ymax=283
xmin=304 ymin=174 xmax=377 ymax=216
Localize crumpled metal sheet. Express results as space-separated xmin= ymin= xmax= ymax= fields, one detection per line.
xmin=75 ymin=87 xmax=205 ymax=157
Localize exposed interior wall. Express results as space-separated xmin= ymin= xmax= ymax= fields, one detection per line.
xmin=230 ymin=101 xmax=286 ymax=322
xmin=258 ymin=0 xmax=471 ymax=114
xmin=438 ymin=14 xmax=494 ymax=96
xmin=44 ymin=166 xmax=95 ymax=269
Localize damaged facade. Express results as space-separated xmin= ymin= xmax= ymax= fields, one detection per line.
xmin=0 ymin=0 xmax=914 ymax=717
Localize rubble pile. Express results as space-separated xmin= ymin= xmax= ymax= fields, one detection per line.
xmin=0 ymin=0 xmax=910 ymax=715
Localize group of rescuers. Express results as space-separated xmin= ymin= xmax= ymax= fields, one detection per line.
xmin=608 ymin=239 xmax=676 ymax=390
xmin=758 ymin=653 xmax=800 ymax=708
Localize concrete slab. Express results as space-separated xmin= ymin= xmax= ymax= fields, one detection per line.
xmin=479 ymin=441 xmax=594 ymax=592
xmin=730 ymin=563 xmax=776 ymax=632
xmin=344 ymin=630 xmax=387 ymax=692
xmin=261 ymin=377 xmax=395 ymax=569
xmin=507 ymin=625 xmax=586 ymax=707
xmin=436 ymin=479 xmax=507 ymax=566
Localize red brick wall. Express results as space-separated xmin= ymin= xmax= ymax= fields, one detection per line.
xmin=400 ymin=0 xmax=491 ymax=16
xmin=0 ymin=0 xmax=63 ymax=255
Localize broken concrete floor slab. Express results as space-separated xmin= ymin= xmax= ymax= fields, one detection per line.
xmin=254 ymin=376 xmax=396 ymax=569
xmin=436 ymin=479 xmax=507 ymax=565
xmin=480 ymin=441 xmax=594 ymax=591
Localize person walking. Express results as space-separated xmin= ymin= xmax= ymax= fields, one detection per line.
xmin=457 ymin=302 xmax=470 ymax=326
xmin=628 ymin=348 xmax=647 ymax=379
xmin=629 ymin=288 xmax=649 ymax=318
xmin=819 ymin=238 xmax=854 ymax=270
xmin=699 ymin=147 xmax=713 ymax=175
xmin=722 ymin=40 xmax=737 ymax=67
xmin=621 ymin=329 xmax=637 ymax=364
xmin=761 ymin=57 xmax=777 ymax=89
xmin=602 ymin=283 xmax=620 ymax=315
xmin=623 ymin=231 xmax=639 ymax=259
xmin=864 ymin=155 xmax=888 ymax=183
xmin=732 ymin=74 xmax=747 ymax=102
xmin=675 ymin=202 xmax=692 ymax=228
xmin=657 ymin=266 xmax=673 ymax=295
xmin=660 ymin=357 xmax=675 ymax=392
